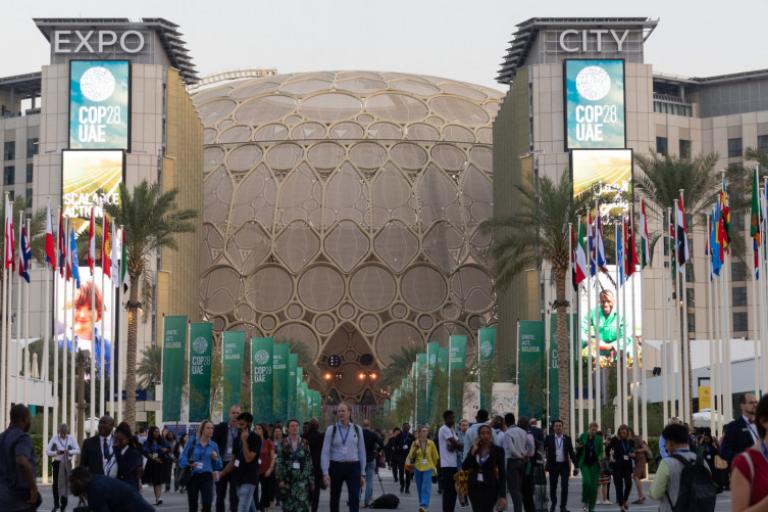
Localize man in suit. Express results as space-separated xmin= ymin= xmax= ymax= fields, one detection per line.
xmin=392 ymin=422 xmax=415 ymax=493
xmin=79 ymin=415 xmax=115 ymax=476
xmin=303 ymin=418 xmax=325 ymax=512
xmin=213 ymin=404 xmax=241 ymax=512
xmin=69 ymin=466 xmax=154 ymax=512
xmin=544 ymin=419 xmax=577 ymax=512
xmin=721 ymin=392 xmax=760 ymax=464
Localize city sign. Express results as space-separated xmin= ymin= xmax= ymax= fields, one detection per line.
xmin=558 ymin=29 xmax=632 ymax=53
xmin=54 ymin=30 xmax=145 ymax=54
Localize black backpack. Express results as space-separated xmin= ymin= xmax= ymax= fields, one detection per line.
xmin=666 ymin=454 xmax=717 ymax=512
xmin=370 ymin=494 xmax=399 ymax=509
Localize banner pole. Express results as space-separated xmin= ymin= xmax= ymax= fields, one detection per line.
xmin=567 ymin=222 xmax=576 ymax=440
xmin=43 ymin=240 xmax=52 ymax=485
xmin=614 ymin=221 xmax=622 ymax=430
xmin=586 ymin=212 xmax=594 ymax=425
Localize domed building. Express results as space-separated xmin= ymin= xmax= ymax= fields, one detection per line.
xmin=192 ymin=71 xmax=502 ymax=404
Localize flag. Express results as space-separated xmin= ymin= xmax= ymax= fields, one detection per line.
xmin=718 ymin=179 xmax=731 ymax=256
xmin=587 ymin=210 xmax=595 ymax=277
xmin=87 ymin=207 xmax=96 ymax=272
xmin=625 ymin=213 xmax=639 ymax=278
xmin=18 ymin=224 xmax=31 ymax=283
xmin=668 ymin=209 xmax=677 ymax=278
xmin=750 ymin=168 xmax=761 ymax=279
xmin=573 ymin=217 xmax=587 ymax=289
xmin=676 ymin=193 xmax=689 ymax=272
xmin=708 ymin=211 xmax=722 ymax=279
xmin=102 ymin=214 xmax=111 ymax=278
xmin=45 ymin=203 xmax=56 ymax=270
xmin=616 ymin=221 xmax=624 ymax=287
xmin=640 ymin=198 xmax=651 ymax=268
xmin=4 ymin=197 xmax=15 ymax=270
xmin=595 ymin=213 xmax=607 ymax=271
xmin=69 ymin=227 xmax=81 ymax=288
xmin=110 ymin=218 xmax=119 ymax=288
xmin=58 ymin=211 xmax=68 ymax=278
xmin=120 ymin=227 xmax=129 ymax=291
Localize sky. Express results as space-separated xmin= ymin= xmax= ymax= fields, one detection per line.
xmin=1 ymin=0 xmax=766 ymax=92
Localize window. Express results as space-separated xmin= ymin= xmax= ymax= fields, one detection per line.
xmin=759 ymin=135 xmax=768 ymax=153
xmin=3 ymin=141 xmax=14 ymax=160
xmin=732 ymin=287 xmax=747 ymax=307
xmin=732 ymin=261 xmax=747 ymax=281
xmin=26 ymin=138 xmax=38 ymax=156
xmin=686 ymin=288 xmax=695 ymax=307
xmin=25 ymin=163 xmax=32 ymax=183
xmin=656 ymin=137 xmax=668 ymax=156
xmin=679 ymin=139 xmax=691 ymax=159
xmin=728 ymin=137 xmax=743 ymax=158
xmin=3 ymin=166 xmax=13 ymax=186
xmin=687 ymin=313 xmax=696 ymax=333
xmin=732 ymin=312 xmax=748 ymax=333
xmin=685 ymin=262 xmax=695 ymax=282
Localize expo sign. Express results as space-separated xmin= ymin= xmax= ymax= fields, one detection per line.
xmin=54 ymin=30 xmax=145 ymax=54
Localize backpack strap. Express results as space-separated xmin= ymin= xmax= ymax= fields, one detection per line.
xmin=664 ymin=454 xmax=693 ymax=510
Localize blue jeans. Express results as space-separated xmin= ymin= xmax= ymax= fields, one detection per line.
xmin=237 ymin=483 xmax=258 ymax=512
xmin=364 ymin=459 xmax=377 ymax=505
xmin=414 ymin=469 xmax=432 ymax=508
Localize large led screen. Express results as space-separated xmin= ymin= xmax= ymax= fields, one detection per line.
xmin=564 ymin=59 xmax=625 ymax=149
xmin=571 ymin=148 xmax=632 ymax=214
xmin=69 ymin=60 xmax=130 ymax=150
xmin=62 ymin=150 xmax=123 ymax=233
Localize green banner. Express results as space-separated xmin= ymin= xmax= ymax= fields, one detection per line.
xmin=272 ymin=344 xmax=289 ymax=421
xmin=426 ymin=341 xmax=439 ymax=422
xmin=416 ymin=353 xmax=427 ymax=425
xmin=478 ymin=326 xmax=496 ymax=411
xmin=448 ymin=335 xmax=467 ymax=414
xmin=251 ymin=337 xmax=274 ymax=424
xmin=548 ymin=313 xmax=578 ymax=423
xmin=222 ymin=331 xmax=246 ymax=415
xmin=298 ymin=381 xmax=308 ymax=421
xmin=188 ymin=322 xmax=213 ymax=422
xmin=438 ymin=347 xmax=448 ymax=373
xmin=287 ymin=353 xmax=298 ymax=420
xmin=161 ymin=315 xmax=187 ymax=422
xmin=518 ymin=321 xmax=546 ymax=420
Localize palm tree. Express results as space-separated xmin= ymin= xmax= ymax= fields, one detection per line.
xmin=482 ymin=172 xmax=593 ymax=432
xmin=381 ymin=345 xmax=420 ymax=389
xmin=105 ymin=181 xmax=197 ymax=428
xmin=137 ymin=345 xmax=162 ymax=391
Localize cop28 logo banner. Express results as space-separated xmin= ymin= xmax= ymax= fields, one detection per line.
xmin=70 ymin=60 xmax=130 ymax=150
xmin=564 ymin=59 xmax=625 ymax=149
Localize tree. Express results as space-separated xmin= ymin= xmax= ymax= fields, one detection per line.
xmin=482 ymin=172 xmax=593 ymax=433
xmin=381 ymin=345 xmax=420 ymax=389
xmin=137 ymin=345 xmax=162 ymax=391
xmin=105 ymin=181 xmax=197 ymax=428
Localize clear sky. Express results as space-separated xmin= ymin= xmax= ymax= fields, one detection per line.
xmin=1 ymin=0 xmax=765 ymax=92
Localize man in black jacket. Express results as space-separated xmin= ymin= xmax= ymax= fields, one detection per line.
xmin=721 ymin=392 xmax=760 ymax=464
xmin=543 ymin=420 xmax=577 ymax=512
xmin=79 ymin=415 xmax=115 ymax=476
xmin=392 ymin=423 xmax=414 ymax=494
xmin=70 ymin=466 xmax=154 ymax=512
xmin=213 ymin=404 xmax=241 ymax=512
xmin=303 ymin=418 xmax=325 ymax=512
xmin=362 ymin=419 xmax=384 ymax=507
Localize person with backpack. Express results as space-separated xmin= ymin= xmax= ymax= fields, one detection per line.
xmin=320 ymin=402 xmax=367 ymax=512
xmin=730 ymin=392 xmax=768 ymax=511
xmin=649 ymin=423 xmax=717 ymax=512
xmin=0 ymin=404 xmax=40 ymax=512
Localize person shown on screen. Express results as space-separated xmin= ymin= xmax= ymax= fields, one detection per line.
xmin=581 ymin=289 xmax=632 ymax=365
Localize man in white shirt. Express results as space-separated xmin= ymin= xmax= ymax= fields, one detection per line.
xmin=462 ymin=409 xmax=489 ymax=460
xmin=503 ymin=413 xmax=528 ymax=512
xmin=46 ymin=423 xmax=80 ymax=512
xmin=543 ymin=420 xmax=577 ymax=512
xmin=438 ymin=410 xmax=463 ymax=512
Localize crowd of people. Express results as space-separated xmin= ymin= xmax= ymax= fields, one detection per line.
xmin=0 ymin=392 xmax=766 ymax=512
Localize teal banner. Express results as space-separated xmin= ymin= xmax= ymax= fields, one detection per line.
xmin=478 ymin=327 xmax=496 ymax=411
xmin=287 ymin=353 xmax=298 ymax=420
xmin=251 ymin=337 xmax=274 ymax=423
xmin=416 ymin=353 xmax=427 ymax=425
xmin=188 ymin=322 xmax=213 ymax=422
xmin=518 ymin=321 xmax=546 ymax=420
xmin=222 ymin=331 xmax=246 ymax=415
xmin=272 ymin=344 xmax=289 ymax=421
xmin=161 ymin=315 xmax=187 ymax=422
xmin=448 ymin=335 xmax=466 ymax=413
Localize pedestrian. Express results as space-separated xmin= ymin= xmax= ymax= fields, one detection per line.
xmin=576 ymin=422 xmax=603 ymax=512
xmin=69 ymin=466 xmax=154 ymax=512
xmin=461 ymin=424 xmax=507 ymax=512
xmin=392 ymin=423 xmax=415 ymax=493
xmin=163 ymin=429 xmax=177 ymax=492
xmin=730 ymin=392 xmax=768 ymax=510
xmin=438 ymin=410 xmax=463 ymax=512
xmin=362 ymin=419 xmax=384 ymax=507
xmin=79 ymin=415 xmax=115 ymax=476
xmin=543 ymin=419 xmax=576 ymax=512
xmin=492 ymin=416 xmax=506 ymax=447
xmin=606 ymin=424 xmax=634 ymax=511
xmin=0 ymin=404 xmax=41 ymax=511
xmin=219 ymin=412 xmax=262 ymax=512
xmin=721 ymin=393 xmax=760 ymax=466
xmin=302 ymin=418 xmax=325 ymax=512
xmin=174 ymin=433 xmax=190 ymax=492
xmin=518 ymin=417 xmax=537 ymax=512
xmin=463 ymin=410 xmax=490 ymax=461
xmin=46 ymin=423 xmax=79 ymax=512
xmin=276 ymin=419 xmax=314 ymax=512
xmin=630 ymin=430 xmax=650 ymax=503
xmin=658 ymin=417 xmax=682 ymax=459
xmin=256 ymin=423 xmax=277 ymax=512
xmin=214 ymin=405 xmax=243 ymax=512
xmin=272 ymin=425 xmax=284 ymax=506
xmin=143 ymin=425 xmax=172 ymax=505
xmin=320 ymin=402 xmax=367 ymax=512
xmin=113 ymin=422 xmax=143 ymax=491
xmin=384 ymin=428 xmax=398 ymax=474
xmin=502 ymin=413 xmax=528 ymax=512
xmin=179 ymin=420 xmax=223 ymax=512
xmin=406 ymin=426 xmax=439 ymax=512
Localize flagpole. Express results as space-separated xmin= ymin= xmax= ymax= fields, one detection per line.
xmin=568 ymin=222 xmax=576 ymax=441
xmin=61 ymin=222 xmax=69 ymax=438
xmin=622 ymin=219 xmax=629 ymax=429
xmin=69 ymin=225 xmax=77 ymax=440
xmin=117 ymin=225 xmax=125 ymax=423
xmin=706 ymin=213 xmax=716 ymax=435
xmin=761 ymin=177 xmax=768 ymax=395
xmin=586 ymin=212 xmax=594 ymax=425
xmin=614 ymin=220 xmax=622 ymax=430
xmin=668 ymin=206 xmax=678 ymax=419
xmin=23 ymin=218 xmax=30 ymax=408
xmin=13 ymin=211 xmax=23 ymax=407
xmin=723 ymin=241 xmax=733 ymax=422
xmin=44 ymin=207 xmax=54 ymax=486
xmin=1 ymin=193 xmax=8 ymax=424
xmin=593 ymin=203 xmax=602 ymax=429
xmin=100 ymin=262 xmax=105 ymax=419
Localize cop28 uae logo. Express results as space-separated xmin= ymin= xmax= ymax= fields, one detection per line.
xmin=575 ymin=66 xmax=611 ymax=101
xmin=254 ymin=349 xmax=270 ymax=365
xmin=192 ymin=336 xmax=208 ymax=355
xmin=79 ymin=66 xmax=116 ymax=102
xmin=480 ymin=340 xmax=493 ymax=358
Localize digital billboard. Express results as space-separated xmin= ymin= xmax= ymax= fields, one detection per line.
xmin=564 ymin=59 xmax=625 ymax=149
xmin=571 ymin=148 xmax=632 ymax=215
xmin=62 ymin=150 xmax=123 ymax=233
xmin=69 ymin=60 xmax=130 ymax=150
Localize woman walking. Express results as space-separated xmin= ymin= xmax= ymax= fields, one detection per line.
xmin=143 ymin=426 xmax=172 ymax=505
xmin=174 ymin=432 xmax=189 ymax=492
xmin=179 ymin=420 xmax=223 ymax=512
xmin=731 ymin=393 xmax=768 ymax=511
xmin=276 ymin=419 xmax=315 ymax=512
xmin=607 ymin=425 xmax=634 ymax=511
xmin=257 ymin=423 xmax=277 ymax=512
xmin=406 ymin=426 xmax=439 ymax=512
xmin=45 ymin=423 xmax=79 ymax=512
xmin=576 ymin=422 xmax=604 ymax=512
xmin=114 ymin=422 xmax=144 ymax=491
xmin=162 ymin=429 xmax=176 ymax=492
xmin=461 ymin=424 xmax=507 ymax=512
xmin=630 ymin=430 xmax=650 ymax=504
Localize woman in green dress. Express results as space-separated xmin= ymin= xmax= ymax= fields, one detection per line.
xmin=576 ymin=422 xmax=604 ymax=512
xmin=276 ymin=419 xmax=314 ymax=512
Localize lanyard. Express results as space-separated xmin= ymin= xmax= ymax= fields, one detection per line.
xmin=621 ymin=440 xmax=630 ymax=454
xmin=338 ymin=423 xmax=351 ymax=446
xmin=290 ymin=438 xmax=301 ymax=460
xmin=555 ymin=436 xmax=563 ymax=451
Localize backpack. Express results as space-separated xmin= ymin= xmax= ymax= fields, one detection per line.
xmin=666 ymin=453 xmax=717 ymax=512
xmin=370 ymin=494 xmax=399 ymax=509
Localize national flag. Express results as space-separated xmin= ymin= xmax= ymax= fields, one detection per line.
xmin=625 ymin=214 xmax=639 ymax=278
xmin=44 ymin=203 xmax=56 ymax=270
xmin=595 ymin=213 xmax=607 ymax=271
xmin=616 ymin=221 xmax=624 ymax=287
xmin=639 ymin=198 xmax=651 ymax=268
xmin=110 ymin=218 xmax=119 ymax=288
xmin=676 ymin=193 xmax=689 ymax=272
xmin=718 ymin=178 xmax=731 ymax=255
xmin=708 ymin=211 xmax=722 ymax=279
xmin=573 ymin=217 xmax=587 ymax=289
xmin=120 ymin=227 xmax=129 ymax=291
xmin=587 ymin=210 xmax=595 ymax=277
xmin=87 ymin=207 xmax=96 ymax=272
xmin=69 ymin=227 xmax=80 ymax=288
xmin=102 ymin=214 xmax=111 ymax=278
xmin=4 ymin=197 xmax=15 ymax=270
xmin=668 ymin=209 xmax=677 ymax=278
xmin=18 ymin=224 xmax=31 ymax=283
xmin=750 ymin=168 xmax=761 ymax=279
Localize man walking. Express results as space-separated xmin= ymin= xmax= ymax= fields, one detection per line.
xmin=321 ymin=402 xmax=367 ymax=512
xmin=503 ymin=413 xmax=529 ymax=512
xmin=303 ymin=418 xmax=325 ymax=512
xmin=438 ymin=410 xmax=463 ymax=512
xmin=392 ymin=423 xmax=414 ymax=493
xmin=544 ymin=420 xmax=577 ymax=512
xmin=721 ymin=393 xmax=760 ymax=464
xmin=0 ymin=404 xmax=40 ymax=512
xmin=219 ymin=412 xmax=261 ymax=512
xmin=362 ymin=419 xmax=384 ymax=507
xmin=214 ymin=404 xmax=242 ymax=512
xmin=462 ymin=409 xmax=489 ymax=460
xmin=46 ymin=423 xmax=79 ymax=512
xmin=79 ymin=415 xmax=115 ymax=477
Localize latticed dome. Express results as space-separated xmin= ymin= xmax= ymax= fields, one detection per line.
xmin=193 ymin=71 xmax=502 ymax=402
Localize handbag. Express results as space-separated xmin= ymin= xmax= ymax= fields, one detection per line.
xmin=179 ymin=439 xmax=197 ymax=487
xmin=713 ymin=454 xmax=728 ymax=470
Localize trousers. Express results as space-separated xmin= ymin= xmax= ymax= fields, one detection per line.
xmin=580 ymin=464 xmax=599 ymax=512
xmin=613 ymin=470 xmax=632 ymax=506
xmin=395 ymin=458 xmax=412 ymax=491
xmin=439 ymin=467 xmax=458 ymax=512
xmin=506 ymin=459 xmax=524 ymax=512
xmin=329 ymin=461 xmax=361 ymax=512
xmin=216 ymin=468 xmax=238 ymax=512
xmin=364 ymin=459 xmax=377 ymax=505
xmin=52 ymin=461 xmax=69 ymax=510
xmin=187 ymin=472 xmax=214 ymax=512
xmin=414 ymin=469 xmax=433 ymax=508
xmin=548 ymin=463 xmax=569 ymax=511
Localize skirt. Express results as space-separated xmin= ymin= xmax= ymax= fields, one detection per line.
xmin=143 ymin=458 xmax=168 ymax=486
